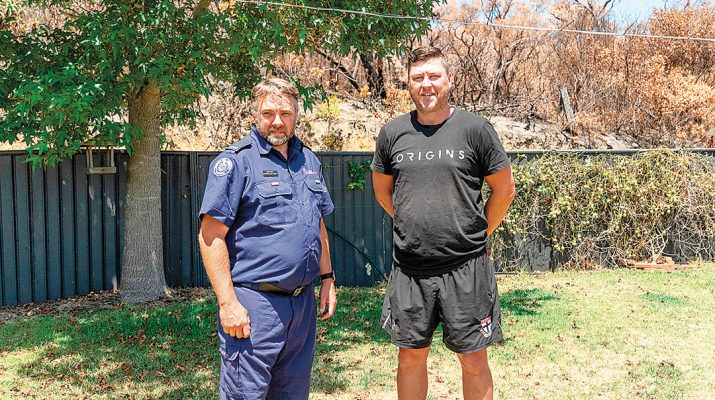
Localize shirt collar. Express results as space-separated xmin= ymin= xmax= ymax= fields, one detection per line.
xmin=250 ymin=126 xmax=273 ymax=155
xmin=250 ymin=125 xmax=303 ymax=157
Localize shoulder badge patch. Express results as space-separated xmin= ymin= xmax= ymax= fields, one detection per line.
xmin=213 ymin=158 xmax=233 ymax=177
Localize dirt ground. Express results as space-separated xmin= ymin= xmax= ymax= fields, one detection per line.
xmin=1 ymin=98 xmax=645 ymax=153
xmin=163 ymin=99 xmax=644 ymax=152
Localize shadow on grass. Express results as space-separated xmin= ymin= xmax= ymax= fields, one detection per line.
xmin=0 ymin=288 xmax=391 ymax=398
xmin=500 ymin=288 xmax=559 ymax=316
xmin=2 ymin=285 xmax=542 ymax=397
xmin=0 ymin=298 xmax=219 ymax=399
xmin=311 ymin=285 xmax=390 ymax=393
xmin=641 ymin=292 xmax=686 ymax=306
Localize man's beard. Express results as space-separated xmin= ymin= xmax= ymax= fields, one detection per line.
xmin=259 ymin=128 xmax=293 ymax=146
xmin=411 ymin=89 xmax=450 ymax=114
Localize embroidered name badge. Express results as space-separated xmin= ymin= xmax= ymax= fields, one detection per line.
xmin=213 ymin=158 xmax=233 ymax=177
xmin=262 ymin=170 xmax=278 ymax=177
xmin=302 ymin=167 xmax=318 ymax=175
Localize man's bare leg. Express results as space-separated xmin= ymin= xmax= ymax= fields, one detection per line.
xmin=397 ymin=346 xmax=431 ymax=400
xmin=457 ymin=348 xmax=493 ymax=400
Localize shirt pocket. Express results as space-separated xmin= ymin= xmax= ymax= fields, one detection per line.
xmin=256 ymin=181 xmax=297 ymax=225
xmin=304 ymin=178 xmax=327 ymax=222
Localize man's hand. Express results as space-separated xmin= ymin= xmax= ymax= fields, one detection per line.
xmin=318 ymin=279 xmax=337 ymax=320
xmin=220 ymin=300 xmax=251 ymax=338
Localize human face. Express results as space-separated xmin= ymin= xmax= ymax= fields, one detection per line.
xmin=255 ymin=94 xmax=297 ymax=146
xmin=408 ymin=58 xmax=452 ymax=115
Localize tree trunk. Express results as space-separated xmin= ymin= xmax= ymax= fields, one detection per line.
xmin=360 ymin=53 xmax=387 ymax=99
xmin=121 ymin=81 xmax=168 ymax=303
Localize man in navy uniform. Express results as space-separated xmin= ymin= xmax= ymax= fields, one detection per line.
xmin=372 ymin=46 xmax=516 ymax=400
xmin=198 ymin=78 xmax=337 ymax=400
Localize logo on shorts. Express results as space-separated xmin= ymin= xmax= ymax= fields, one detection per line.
xmin=381 ymin=312 xmax=396 ymax=332
xmin=213 ymin=158 xmax=233 ymax=177
xmin=479 ymin=316 xmax=493 ymax=338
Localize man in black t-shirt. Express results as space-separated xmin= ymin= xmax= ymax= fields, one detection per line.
xmin=371 ymin=46 xmax=516 ymax=400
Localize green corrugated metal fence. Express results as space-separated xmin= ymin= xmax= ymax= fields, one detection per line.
xmin=0 ymin=150 xmax=392 ymax=306
xmin=4 ymin=149 xmax=714 ymax=306
xmin=0 ymin=151 xmax=124 ymax=306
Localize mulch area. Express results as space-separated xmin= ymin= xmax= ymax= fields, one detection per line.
xmin=624 ymin=256 xmax=703 ymax=272
xmin=0 ymin=287 xmax=214 ymax=324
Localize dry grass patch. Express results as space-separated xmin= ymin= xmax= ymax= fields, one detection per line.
xmin=0 ymin=266 xmax=713 ymax=399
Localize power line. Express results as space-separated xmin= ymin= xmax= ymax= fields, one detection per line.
xmin=234 ymin=0 xmax=715 ymax=44
xmin=486 ymin=22 xmax=715 ymax=43
xmin=235 ymin=0 xmax=431 ymax=21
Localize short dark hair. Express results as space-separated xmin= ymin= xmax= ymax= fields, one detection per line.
xmin=408 ymin=46 xmax=450 ymax=75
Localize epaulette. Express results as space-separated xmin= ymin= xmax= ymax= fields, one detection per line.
xmin=226 ymin=135 xmax=253 ymax=153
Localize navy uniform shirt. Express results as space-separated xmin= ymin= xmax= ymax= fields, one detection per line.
xmin=199 ymin=126 xmax=334 ymax=290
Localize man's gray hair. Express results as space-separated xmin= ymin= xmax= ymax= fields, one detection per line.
xmin=251 ymin=78 xmax=300 ymax=114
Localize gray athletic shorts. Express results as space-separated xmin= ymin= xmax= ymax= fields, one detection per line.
xmin=380 ymin=251 xmax=503 ymax=353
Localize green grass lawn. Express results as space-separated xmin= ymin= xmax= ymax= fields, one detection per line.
xmin=1 ymin=265 xmax=713 ymax=399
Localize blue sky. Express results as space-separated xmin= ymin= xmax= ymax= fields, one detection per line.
xmin=612 ymin=0 xmax=666 ymax=21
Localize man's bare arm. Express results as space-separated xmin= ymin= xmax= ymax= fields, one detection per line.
xmin=484 ymin=165 xmax=516 ymax=236
xmin=317 ymin=219 xmax=336 ymax=320
xmin=372 ymin=171 xmax=395 ymax=218
xmin=198 ymin=215 xmax=250 ymax=338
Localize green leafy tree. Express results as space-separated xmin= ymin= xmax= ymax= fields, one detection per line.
xmin=0 ymin=0 xmax=439 ymax=302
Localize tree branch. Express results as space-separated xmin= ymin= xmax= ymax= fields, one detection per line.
xmin=193 ymin=0 xmax=211 ymax=17
xmin=315 ymin=49 xmax=361 ymax=91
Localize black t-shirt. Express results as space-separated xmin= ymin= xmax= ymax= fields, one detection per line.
xmin=372 ymin=108 xmax=510 ymax=275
